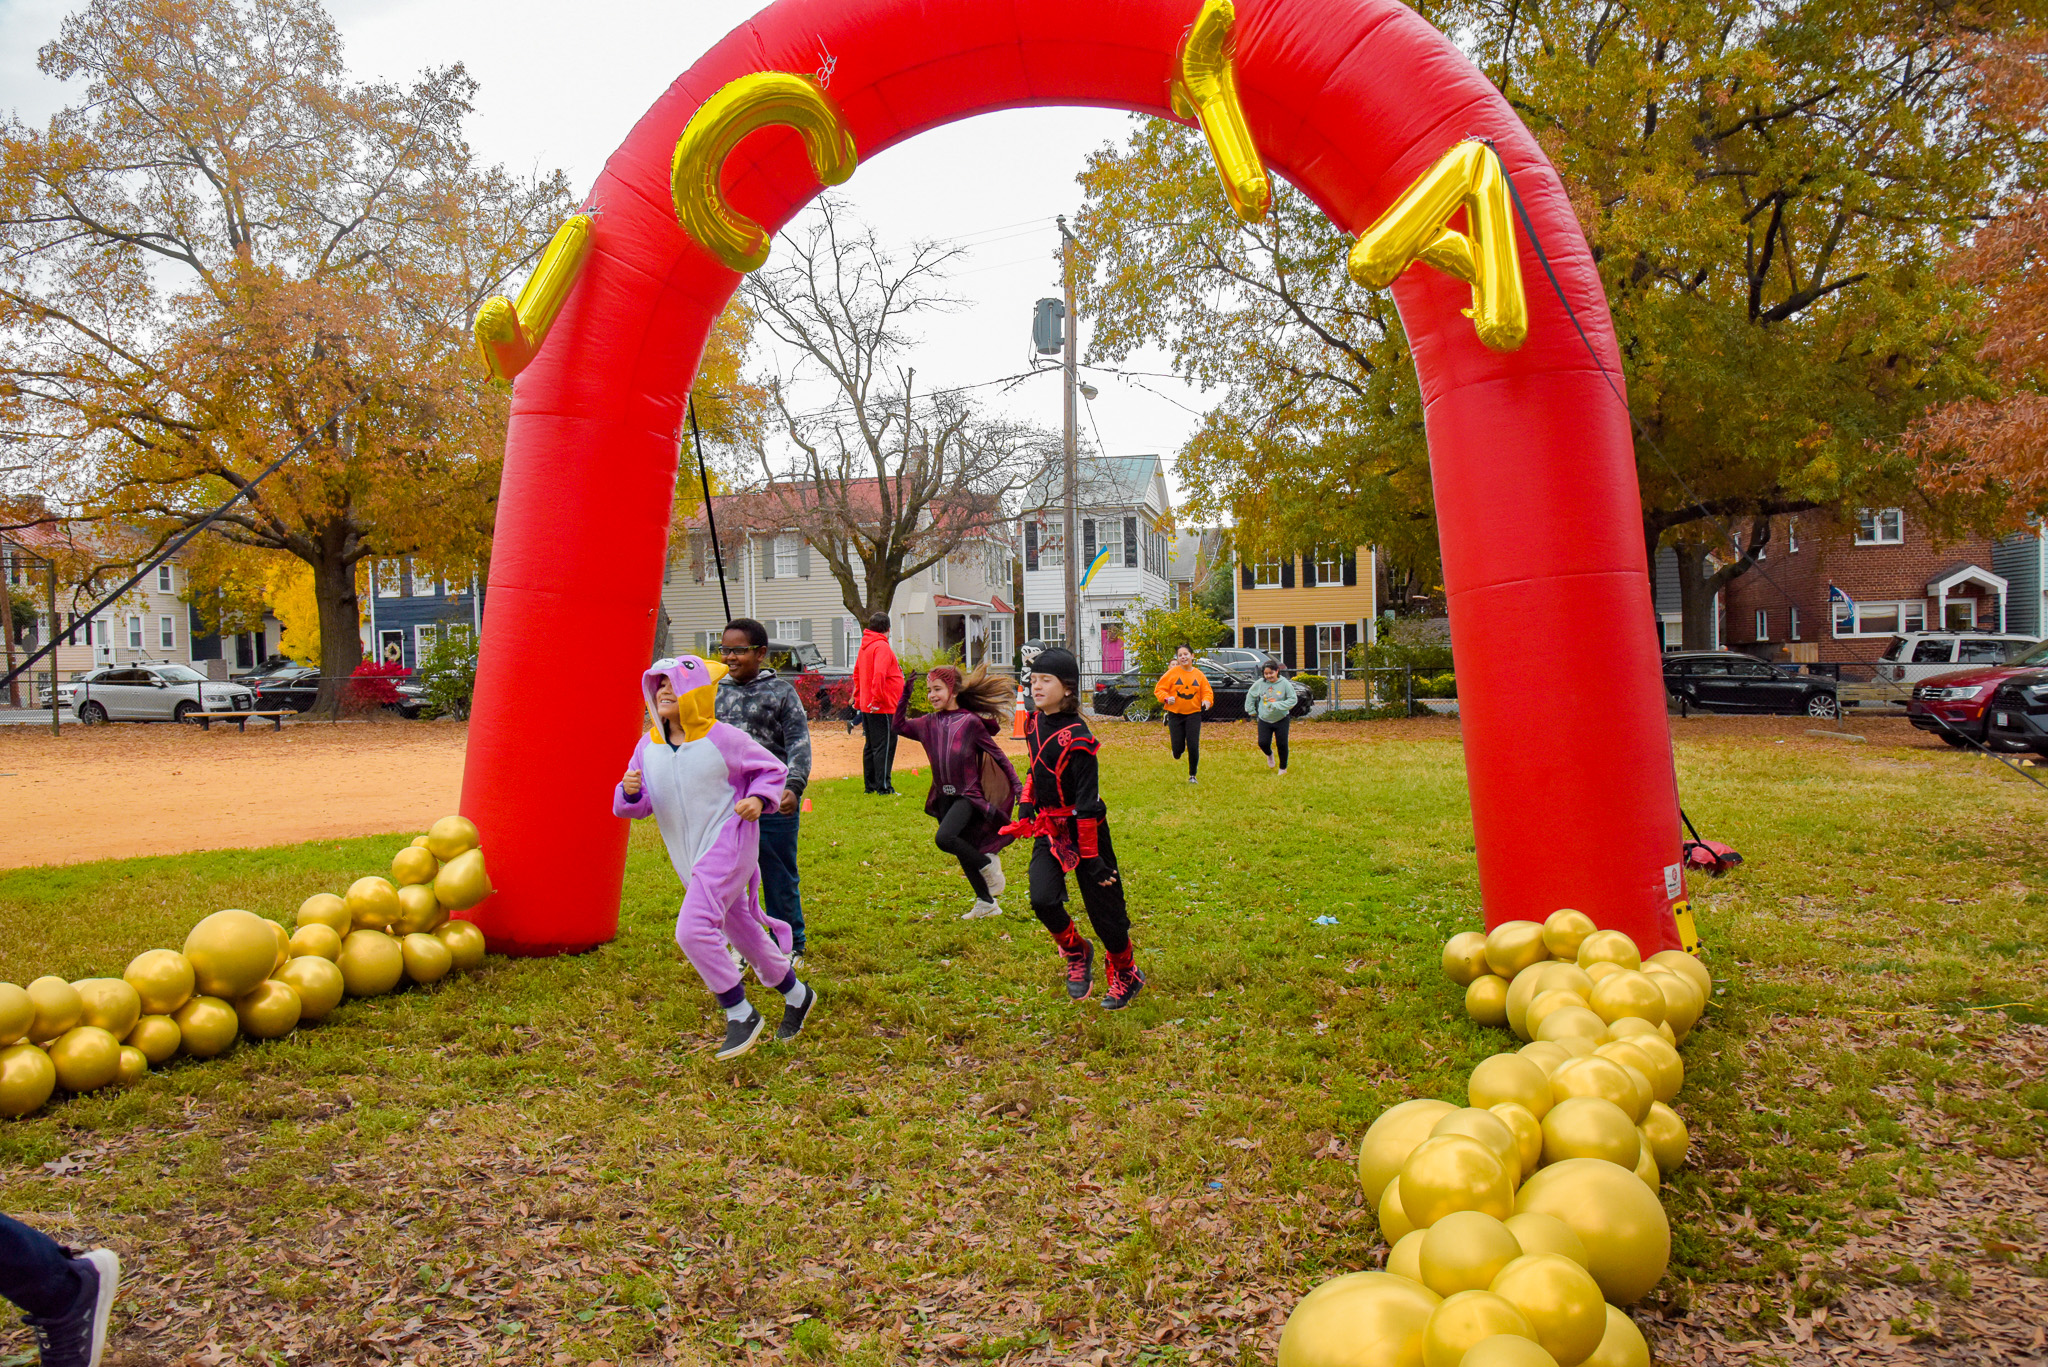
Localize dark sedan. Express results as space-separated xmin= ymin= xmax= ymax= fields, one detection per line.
xmin=254 ymin=667 xmax=425 ymax=719
xmin=1093 ymin=663 xmax=1310 ymax=722
xmin=1984 ymin=671 xmax=2048 ymax=756
xmin=1663 ymin=652 xmax=1838 ymax=718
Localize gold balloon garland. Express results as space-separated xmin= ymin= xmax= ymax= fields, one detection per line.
xmin=1283 ymin=911 xmax=1707 ymax=1367
xmin=0 ymin=816 xmax=494 ymax=1123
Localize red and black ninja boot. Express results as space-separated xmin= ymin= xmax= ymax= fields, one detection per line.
xmin=1051 ymin=921 xmax=1094 ymax=1000
xmin=1101 ymin=946 xmax=1145 ymax=1011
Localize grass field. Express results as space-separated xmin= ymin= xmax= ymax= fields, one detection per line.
xmin=1 ymin=720 xmax=2044 ymax=1366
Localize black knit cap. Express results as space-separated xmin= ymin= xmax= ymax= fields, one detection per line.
xmin=1030 ymin=646 xmax=1080 ymax=694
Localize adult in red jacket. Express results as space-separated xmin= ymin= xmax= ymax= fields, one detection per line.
xmin=852 ymin=612 xmax=905 ymax=795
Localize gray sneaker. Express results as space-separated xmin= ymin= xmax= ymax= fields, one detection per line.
xmin=776 ymin=985 xmax=817 ymax=1042
xmin=962 ymin=900 xmax=1002 ymax=920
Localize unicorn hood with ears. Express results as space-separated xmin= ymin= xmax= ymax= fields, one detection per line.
xmin=641 ymin=654 xmax=727 ymax=744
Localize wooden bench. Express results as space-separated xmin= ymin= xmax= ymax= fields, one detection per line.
xmin=182 ymin=710 xmax=293 ymax=733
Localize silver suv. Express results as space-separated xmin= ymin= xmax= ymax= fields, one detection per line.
xmin=1874 ymin=632 xmax=2039 ymax=684
xmin=56 ymin=664 xmax=255 ymax=723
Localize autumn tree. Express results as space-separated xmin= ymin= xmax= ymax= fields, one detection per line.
xmin=0 ymin=0 xmax=571 ymax=703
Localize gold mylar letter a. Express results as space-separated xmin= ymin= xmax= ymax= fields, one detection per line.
xmin=672 ymin=71 xmax=857 ymax=274
xmin=1347 ymin=141 xmax=1528 ymax=352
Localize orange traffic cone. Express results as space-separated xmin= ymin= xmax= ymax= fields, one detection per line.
xmin=1012 ymin=683 xmax=1029 ymax=739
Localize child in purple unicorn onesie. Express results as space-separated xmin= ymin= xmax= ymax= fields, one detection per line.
xmin=615 ymin=655 xmax=818 ymax=1060
xmin=892 ymin=663 xmax=1023 ymax=919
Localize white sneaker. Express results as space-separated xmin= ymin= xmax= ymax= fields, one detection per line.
xmin=962 ymin=900 xmax=1002 ymax=919
xmin=1278 ymin=767 xmax=1287 ymax=777
xmin=983 ymin=854 xmax=1006 ymax=898
xmin=1267 ymin=752 xmax=1276 ymax=769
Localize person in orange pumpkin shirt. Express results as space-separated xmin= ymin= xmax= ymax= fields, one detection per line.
xmin=1151 ymin=643 xmax=1214 ymax=784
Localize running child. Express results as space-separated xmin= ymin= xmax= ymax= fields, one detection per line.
xmin=893 ymin=663 xmax=1023 ymax=919
xmin=1152 ymin=644 xmax=1212 ymax=784
xmin=616 ymin=656 xmax=818 ymax=1059
xmin=1245 ymin=660 xmax=1300 ymax=775
xmin=1002 ymin=647 xmax=1146 ymax=1008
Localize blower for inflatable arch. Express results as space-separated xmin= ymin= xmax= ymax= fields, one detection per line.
xmin=457 ymin=0 xmax=1687 ymax=957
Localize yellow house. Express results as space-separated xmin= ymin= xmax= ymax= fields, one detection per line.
xmin=1234 ymin=545 xmax=1379 ymax=686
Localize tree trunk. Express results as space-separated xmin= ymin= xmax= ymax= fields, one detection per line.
xmin=312 ymin=554 xmax=363 ymax=717
xmin=1673 ymin=541 xmax=1719 ymax=651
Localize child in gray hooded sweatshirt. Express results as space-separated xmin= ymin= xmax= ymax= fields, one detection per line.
xmin=1244 ymin=662 xmax=1301 ymax=775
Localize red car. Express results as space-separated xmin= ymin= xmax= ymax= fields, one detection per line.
xmin=1906 ymin=638 xmax=2048 ymax=748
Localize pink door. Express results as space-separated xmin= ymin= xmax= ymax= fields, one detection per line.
xmin=1101 ymin=628 xmax=1125 ymax=674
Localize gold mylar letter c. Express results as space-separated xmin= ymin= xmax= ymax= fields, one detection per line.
xmin=672 ymin=72 xmax=858 ymax=273
xmin=1348 ymin=141 xmax=1529 ymax=352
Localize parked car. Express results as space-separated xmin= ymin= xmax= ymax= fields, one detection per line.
xmin=759 ymin=637 xmax=856 ymax=719
xmin=232 ymin=655 xmax=300 ymax=683
xmin=1662 ymin=652 xmax=1839 ymax=718
xmin=1984 ymin=670 xmax=2048 ymax=756
xmin=250 ymin=666 xmax=324 ymax=713
xmin=1872 ymin=631 xmax=2039 ymax=684
xmin=1092 ymin=662 xmax=1310 ymax=722
xmin=1202 ymin=647 xmax=1286 ymax=676
xmin=1905 ymin=638 xmax=2048 ymax=748
xmin=58 ymin=663 xmax=255 ymax=723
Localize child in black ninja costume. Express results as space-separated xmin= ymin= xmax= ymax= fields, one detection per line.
xmin=1000 ymin=647 xmax=1145 ymax=1009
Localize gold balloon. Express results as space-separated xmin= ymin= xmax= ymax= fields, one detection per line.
xmin=402 ymin=933 xmax=453 ymax=984
xmin=1638 ymin=1102 xmax=1688 ymax=1173
xmin=1422 ymin=1290 xmax=1536 ymax=1367
xmin=432 ymin=848 xmax=492 ymax=911
xmin=115 ymin=1044 xmax=149 ymax=1086
xmin=0 ymin=983 xmax=31 ymax=1046
xmin=296 ymin=893 xmax=352 ymax=937
xmin=1485 ymin=921 xmax=1550 ymax=979
xmin=1540 ymin=910 xmax=1597 ymax=962
xmin=266 ymin=919 xmax=291 ymax=974
xmin=1624 ymin=1036 xmax=1684 ymax=1104
xmin=71 ymin=978 xmax=141 ymax=1039
xmin=434 ymin=919 xmax=487 ymax=971
xmin=1381 ymin=1177 xmax=1417 ymax=1243
xmin=1647 ymin=949 xmax=1711 ymax=1000
xmin=1400 ymin=1136 xmax=1514 ymax=1228
xmin=234 ymin=980 xmax=302 ymax=1040
xmin=337 ymin=930 xmax=406 ymax=997
xmin=1550 ymin=1058 xmax=1636 ymax=1114
xmin=1525 ymin=989 xmax=1591 ymax=1041
xmin=49 ymin=1025 xmax=121 ymax=1092
xmin=426 ymin=814 xmax=482 ymax=861
xmin=1539 ymin=963 xmax=1596 ymax=1001
xmin=124 ymin=1014 xmax=180 ymax=1064
xmin=174 ymin=996 xmax=239 ymax=1059
xmin=392 ymin=884 xmax=447 ymax=936
xmin=1388 ymin=1228 xmax=1428 ymax=1283
xmin=1540 ymin=1097 xmax=1641 ymax=1170
xmin=275 ymin=956 xmax=344 ymax=1022
xmin=1419 ymin=1212 xmax=1526 ymax=1298
xmin=0 ymin=1043 xmax=56 ymax=1118
xmin=123 ymin=949 xmax=195 ymax=1016
xmin=1518 ymin=1041 xmax=1571 ymax=1075
xmin=1513 ymin=1159 xmax=1672 ymax=1305
xmin=1444 ymin=931 xmax=1491 ymax=986
xmin=1617 ymin=1065 xmax=1653 ymax=1125
xmin=183 ymin=909 xmax=280 ymax=999
xmin=1504 ymin=965 xmax=1551 ymax=1041
xmin=1466 ymin=975 xmax=1510 ymax=1027
xmin=1602 ymin=1016 xmax=1660 ymax=1042
xmin=1631 ymin=1141 xmax=1659 ymax=1190
xmin=1461 ymin=1337 xmax=1561 ymax=1367
xmin=1575 ymin=931 xmax=1641 ymax=973
xmin=346 ymin=877 xmax=400 ymax=931
xmin=411 ymin=835 xmax=431 ymax=848
xmin=1431 ymin=1108 xmax=1522 ymax=1186
xmin=1594 ymin=1040 xmax=1664 ymax=1103
xmin=1583 ymin=961 xmax=1625 ymax=985
xmin=26 ymin=976 xmax=82 ymax=1044
xmin=1471 ymin=1053 xmax=1553 ymax=1120
xmin=1651 ymin=973 xmax=1703 ymax=1041
xmin=1490 ymin=1102 xmax=1544 ymax=1177
xmin=288 ymin=923 xmax=343 ymax=961
xmin=1588 ymin=972 xmax=1665 ymax=1027
xmin=1657 ymin=1020 xmax=1677 ymax=1046
xmin=1550 ymin=1034 xmax=1596 ymax=1060
xmin=1534 ymin=1006 xmax=1607 ymax=1047
xmin=1278 ymin=1271 xmax=1441 ymax=1367
xmin=1359 ymin=1098 xmax=1460 ymax=1210
xmin=1503 ymin=1213 xmax=1590 ymax=1271
xmin=1579 ymin=1305 xmax=1651 ymax=1367
xmin=391 ymin=844 xmax=438 ymax=887
xmin=1487 ymin=1253 xmax=1606 ymax=1367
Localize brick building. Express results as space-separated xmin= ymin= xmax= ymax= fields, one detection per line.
xmin=1720 ymin=507 xmax=2017 ymax=663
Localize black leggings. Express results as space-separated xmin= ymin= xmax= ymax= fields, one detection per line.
xmin=1258 ymin=717 xmax=1291 ymax=769
xmin=935 ymin=797 xmax=992 ymax=900
xmin=1029 ymin=826 xmax=1130 ymax=954
xmin=1166 ymin=710 xmax=1202 ymax=777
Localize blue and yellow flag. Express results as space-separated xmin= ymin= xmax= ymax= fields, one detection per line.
xmin=1079 ymin=547 xmax=1113 ymax=589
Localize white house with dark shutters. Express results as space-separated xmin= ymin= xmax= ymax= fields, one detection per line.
xmin=1018 ymin=455 xmax=1175 ymax=678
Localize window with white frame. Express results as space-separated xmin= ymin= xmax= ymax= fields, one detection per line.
xmin=1316 ymin=624 xmax=1347 ymax=676
xmin=410 ymin=563 xmax=438 ymax=597
xmin=1754 ymin=609 xmax=1768 ymax=640
xmin=1039 ymin=612 xmax=1064 ymax=646
xmin=1834 ymin=599 xmax=1925 ymax=636
xmin=1253 ymin=555 xmax=1283 ymax=588
xmin=1854 ymin=508 xmax=1904 ymax=545
xmin=775 ymin=534 xmax=800 ymax=578
xmin=843 ymin=621 xmax=862 ymax=664
xmin=156 ymin=565 xmax=173 ymax=592
xmin=159 ymin=615 xmax=175 ymax=650
xmin=1945 ymin=599 xmax=1975 ymax=630
xmin=1314 ymin=546 xmax=1343 ymax=584
xmin=988 ymin=616 xmax=1010 ymax=666
xmin=1788 ymin=518 xmax=1799 ymax=553
xmin=1253 ymin=625 xmax=1284 ymax=656
xmin=1095 ymin=519 xmax=1122 ymax=567
xmin=375 ymin=560 xmax=402 ymax=597
xmin=1036 ymin=523 xmax=1063 ymax=568
xmin=775 ymin=618 xmax=804 ymax=642
xmin=127 ymin=615 xmax=143 ymax=649
xmin=1789 ymin=606 xmax=1800 ymax=640
xmin=416 ymin=623 xmax=438 ymax=659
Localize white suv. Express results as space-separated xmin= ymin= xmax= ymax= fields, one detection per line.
xmin=1874 ymin=632 xmax=2040 ymax=683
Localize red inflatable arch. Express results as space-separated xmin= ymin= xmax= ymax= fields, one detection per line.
xmin=459 ymin=0 xmax=1686 ymax=956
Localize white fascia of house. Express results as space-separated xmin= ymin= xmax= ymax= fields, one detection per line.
xmin=1017 ymin=455 xmax=1174 ymax=673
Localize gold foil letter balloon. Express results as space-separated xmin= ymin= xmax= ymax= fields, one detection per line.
xmin=123 ymin=949 xmax=195 ymax=1015
xmin=48 ymin=1025 xmax=121 ymax=1092
xmin=183 ymin=909 xmax=280 ymax=999
xmin=1443 ymin=931 xmax=1491 ymax=985
xmin=1399 ymin=1135 xmax=1514 ymax=1227
xmin=392 ymin=884 xmax=446 ymax=935
xmin=124 ymin=1015 xmax=180 ymax=1064
xmin=275 ymin=956 xmax=344 ymax=1022
xmin=1418 ymin=1211 xmax=1525 ymax=1297
xmin=1484 ymin=921 xmax=1549 ymax=979
xmin=434 ymin=919 xmax=487 ymax=970
xmin=0 ymin=982 xmax=35 ymax=1045
xmin=296 ymin=893 xmax=351 ymax=937
xmin=1540 ymin=910 xmax=1597 ymax=961
xmin=26 ymin=977 xmax=82 ymax=1044
xmin=1471 ymin=1053 xmax=1554 ymax=1120
xmin=71 ymin=978 xmax=141 ymax=1038
xmin=1422 ymin=1291 xmax=1537 ymax=1367
xmin=1359 ymin=1098 xmax=1459 ymax=1210
xmin=1466 ymin=975 xmax=1510 ymax=1026
xmin=337 ymin=931 xmax=405 ymax=997
xmin=0 ymin=1043 xmax=56 ymax=1117
xmin=425 ymin=814 xmax=481 ymax=861
xmin=1486 ymin=1254 xmax=1607 ymax=1367
xmin=432 ymin=849 xmax=491 ymax=911
xmin=1277 ymin=1271 xmax=1441 ymax=1367
xmin=1513 ymin=1159 xmax=1672 ymax=1305
xmin=173 ymin=997 xmax=239 ymax=1059
xmin=1539 ymin=1097 xmax=1641 ymax=1170
xmin=401 ymin=933 xmax=453 ymax=984
xmin=391 ymin=844 xmax=438 ymax=888
xmin=288 ymin=923 xmax=343 ymax=961
xmin=345 ymin=877 xmax=400 ymax=931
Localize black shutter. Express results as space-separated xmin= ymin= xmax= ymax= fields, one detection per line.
xmin=1242 ymin=626 xmax=1254 ymax=647
xmin=1283 ymin=625 xmax=1298 ymax=669
xmin=1241 ymin=562 xmax=1254 ymax=590
xmin=759 ymin=539 xmax=774 ymax=580
xmin=1280 ymin=556 xmax=1295 ymax=589
xmin=1303 ymin=553 xmax=1318 ymax=588
xmin=1082 ymin=519 xmax=1096 ymax=566
xmin=1027 ymin=612 xmax=1040 ymax=641
xmin=1124 ymin=516 xmax=1138 ymax=567
xmin=1344 ymin=621 xmax=1359 ymax=673
xmin=1343 ymin=551 xmax=1358 ymax=587
xmin=1025 ymin=522 xmax=1039 ymax=572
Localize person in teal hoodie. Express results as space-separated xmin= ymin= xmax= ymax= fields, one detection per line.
xmin=1244 ymin=661 xmax=1301 ymax=775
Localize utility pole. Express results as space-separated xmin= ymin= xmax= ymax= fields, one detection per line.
xmin=1059 ymin=215 xmax=1080 ymax=677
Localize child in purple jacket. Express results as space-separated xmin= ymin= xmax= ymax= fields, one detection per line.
xmin=616 ymin=656 xmax=817 ymax=1059
xmin=893 ymin=663 xmax=1023 ymax=918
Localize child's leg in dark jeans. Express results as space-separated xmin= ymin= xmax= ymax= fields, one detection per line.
xmin=756 ymin=808 xmax=806 ymax=951
xmin=934 ymin=798 xmax=992 ymax=900
xmin=0 ymin=1212 xmax=81 ymax=1319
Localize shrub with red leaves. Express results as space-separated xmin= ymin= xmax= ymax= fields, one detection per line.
xmin=348 ymin=658 xmax=410 ymax=709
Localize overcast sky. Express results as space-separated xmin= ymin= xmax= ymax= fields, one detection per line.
xmin=0 ymin=0 xmax=1209 ymax=508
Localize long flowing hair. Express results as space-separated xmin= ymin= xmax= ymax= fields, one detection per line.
xmin=939 ymin=662 xmax=1015 ymax=725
